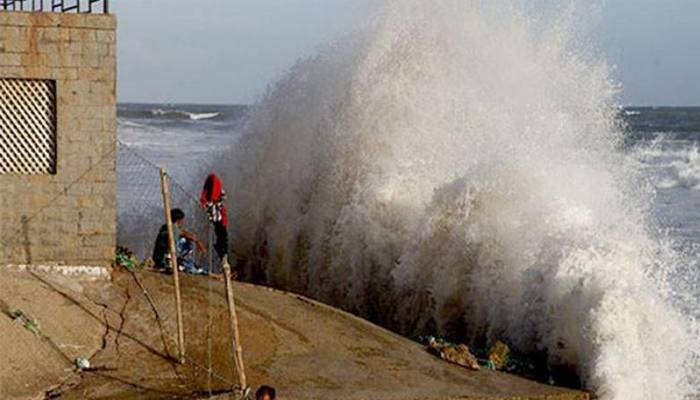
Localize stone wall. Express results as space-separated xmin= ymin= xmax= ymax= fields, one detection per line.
xmin=0 ymin=11 xmax=117 ymax=267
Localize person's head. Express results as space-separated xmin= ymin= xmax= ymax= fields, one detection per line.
xmin=255 ymin=385 xmax=276 ymax=400
xmin=171 ymin=208 xmax=185 ymax=227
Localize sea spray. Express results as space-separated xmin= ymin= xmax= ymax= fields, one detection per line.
xmin=219 ymin=1 xmax=699 ymax=398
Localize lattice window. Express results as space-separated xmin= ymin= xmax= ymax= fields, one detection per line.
xmin=0 ymin=79 xmax=57 ymax=175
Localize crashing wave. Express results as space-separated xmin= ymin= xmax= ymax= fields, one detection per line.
xmin=217 ymin=1 xmax=700 ymax=398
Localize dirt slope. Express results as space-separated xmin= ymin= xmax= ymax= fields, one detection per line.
xmin=0 ymin=268 xmax=588 ymax=400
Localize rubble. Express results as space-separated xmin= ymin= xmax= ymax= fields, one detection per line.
xmin=426 ymin=336 xmax=480 ymax=370
xmin=488 ymin=340 xmax=511 ymax=370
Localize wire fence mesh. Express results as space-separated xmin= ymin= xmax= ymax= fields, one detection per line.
xmin=116 ymin=141 xmax=219 ymax=272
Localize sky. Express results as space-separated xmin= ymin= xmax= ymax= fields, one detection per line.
xmin=600 ymin=0 xmax=700 ymax=106
xmin=113 ymin=0 xmax=700 ymax=106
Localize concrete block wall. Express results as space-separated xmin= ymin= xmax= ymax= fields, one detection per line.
xmin=0 ymin=11 xmax=117 ymax=267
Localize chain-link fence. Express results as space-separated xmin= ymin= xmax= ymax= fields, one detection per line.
xmin=116 ymin=141 xmax=220 ymax=272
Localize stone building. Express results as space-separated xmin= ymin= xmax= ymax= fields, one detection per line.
xmin=0 ymin=3 xmax=116 ymax=271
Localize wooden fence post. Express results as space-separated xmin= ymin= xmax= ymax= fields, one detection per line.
xmin=222 ymin=256 xmax=247 ymax=392
xmin=160 ymin=167 xmax=186 ymax=364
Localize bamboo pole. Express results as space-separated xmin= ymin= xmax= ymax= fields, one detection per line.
xmin=221 ymin=255 xmax=247 ymax=391
xmin=160 ymin=167 xmax=186 ymax=364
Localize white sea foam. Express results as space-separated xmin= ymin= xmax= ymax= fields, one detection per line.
xmin=218 ymin=1 xmax=699 ymax=398
xmin=635 ymin=138 xmax=700 ymax=190
xmin=189 ymin=112 xmax=220 ymax=121
xmin=151 ymin=108 xmax=220 ymax=120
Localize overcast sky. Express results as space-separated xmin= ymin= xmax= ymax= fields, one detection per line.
xmin=112 ymin=1 xmax=700 ymax=106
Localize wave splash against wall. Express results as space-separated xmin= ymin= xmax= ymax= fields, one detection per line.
xmin=220 ymin=1 xmax=700 ymax=398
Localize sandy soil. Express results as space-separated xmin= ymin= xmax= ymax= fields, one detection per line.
xmin=0 ymin=268 xmax=589 ymax=400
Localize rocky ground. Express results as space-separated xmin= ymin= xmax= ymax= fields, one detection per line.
xmin=0 ymin=267 xmax=589 ymax=399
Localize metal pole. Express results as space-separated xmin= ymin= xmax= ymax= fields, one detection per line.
xmin=104 ymin=0 xmax=107 ymax=13
xmin=160 ymin=167 xmax=186 ymax=364
xmin=221 ymin=255 xmax=247 ymax=392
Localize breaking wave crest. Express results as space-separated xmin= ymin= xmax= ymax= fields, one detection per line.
xmin=219 ymin=1 xmax=699 ymax=398
xmin=117 ymin=107 xmax=223 ymax=121
xmin=151 ymin=109 xmax=221 ymax=120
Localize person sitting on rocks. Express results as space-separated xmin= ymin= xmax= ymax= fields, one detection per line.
xmin=152 ymin=208 xmax=207 ymax=274
xmin=255 ymin=385 xmax=276 ymax=400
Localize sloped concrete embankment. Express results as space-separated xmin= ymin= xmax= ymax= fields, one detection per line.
xmin=0 ymin=268 xmax=588 ymax=399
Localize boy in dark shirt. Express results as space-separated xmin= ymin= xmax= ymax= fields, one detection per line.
xmin=152 ymin=208 xmax=206 ymax=274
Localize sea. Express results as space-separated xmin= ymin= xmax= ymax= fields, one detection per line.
xmin=625 ymin=107 xmax=700 ymax=249
xmin=117 ymin=103 xmax=248 ymax=185
xmin=117 ymin=103 xmax=700 ymax=396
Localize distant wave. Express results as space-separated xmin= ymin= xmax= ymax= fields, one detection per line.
xmin=151 ymin=109 xmax=221 ymax=121
xmin=624 ymin=110 xmax=641 ymax=116
xmin=117 ymin=104 xmax=251 ymax=125
xmin=116 ymin=108 xmax=223 ymax=122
